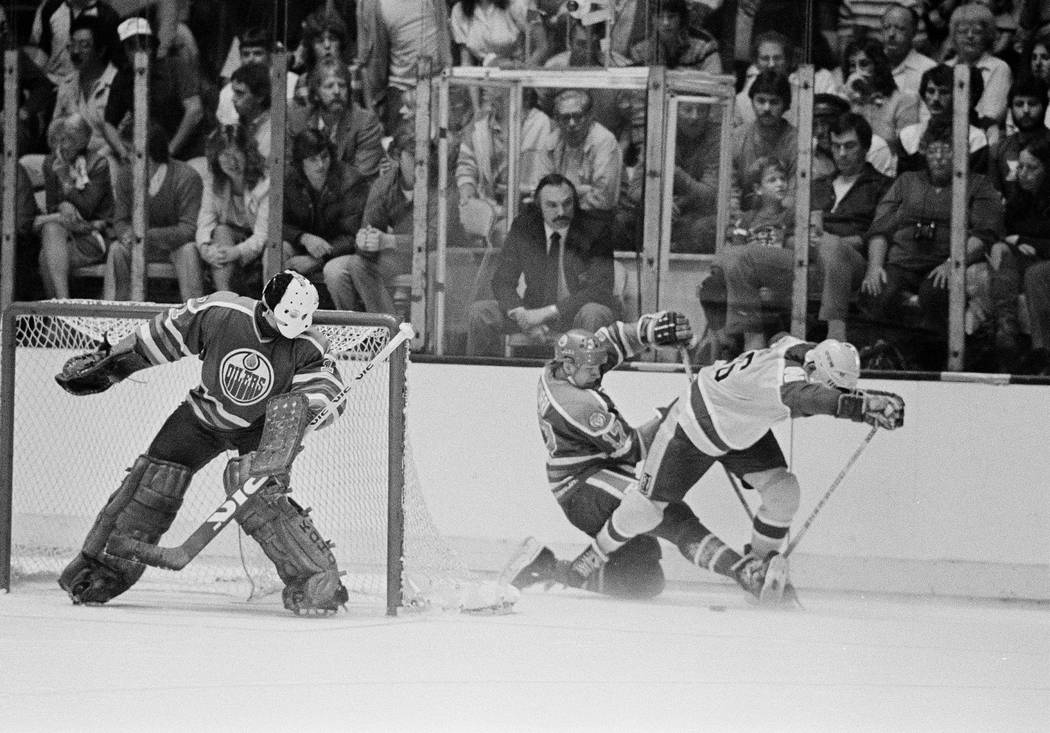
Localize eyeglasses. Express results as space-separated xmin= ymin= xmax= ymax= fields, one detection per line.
xmin=556 ymin=111 xmax=588 ymax=124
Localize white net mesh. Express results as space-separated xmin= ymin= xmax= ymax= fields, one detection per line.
xmin=2 ymin=302 xmax=472 ymax=611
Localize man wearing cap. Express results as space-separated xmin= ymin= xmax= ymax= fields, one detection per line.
xmin=102 ymin=16 xmax=207 ymax=162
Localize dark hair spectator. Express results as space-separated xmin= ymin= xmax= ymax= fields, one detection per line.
xmin=230 ymin=63 xmax=272 ymax=112
xmin=749 ymin=68 xmax=791 ymax=109
xmin=107 ymin=122 xmax=204 ymax=301
xmin=830 ymin=110 xmax=874 ymax=152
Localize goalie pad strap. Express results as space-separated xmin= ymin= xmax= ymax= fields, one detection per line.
xmin=251 ymin=393 xmax=310 ymax=478
xmin=81 ymin=455 xmax=191 ymax=581
xmin=235 ymin=491 xmax=341 ymax=588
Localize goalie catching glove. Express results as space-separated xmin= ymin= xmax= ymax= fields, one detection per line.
xmin=836 ymin=389 xmax=905 ymax=430
xmin=638 ymin=311 xmax=692 ymax=347
xmin=55 ymin=336 xmax=151 ymax=396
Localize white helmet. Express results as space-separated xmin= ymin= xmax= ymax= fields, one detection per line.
xmin=263 ymin=270 xmax=319 ymax=338
xmin=804 ymin=339 xmax=860 ymax=390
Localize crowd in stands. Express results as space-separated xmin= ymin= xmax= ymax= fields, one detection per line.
xmin=2 ymin=0 xmax=1050 ymax=373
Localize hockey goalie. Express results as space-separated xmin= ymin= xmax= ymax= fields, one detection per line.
xmin=55 ymin=272 xmax=353 ymax=615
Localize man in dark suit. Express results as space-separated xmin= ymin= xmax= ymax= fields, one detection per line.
xmin=466 ymin=174 xmax=619 ymax=357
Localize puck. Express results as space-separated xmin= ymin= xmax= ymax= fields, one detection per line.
xmin=709 ymin=605 xmax=726 ymax=612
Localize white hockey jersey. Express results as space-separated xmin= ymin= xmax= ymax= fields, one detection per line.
xmin=678 ymin=335 xmax=843 ymax=453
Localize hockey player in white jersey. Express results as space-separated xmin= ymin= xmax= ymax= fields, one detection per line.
xmin=554 ymin=333 xmax=905 ymax=604
xmin=503 ymin=312 xmax=795 ymax=601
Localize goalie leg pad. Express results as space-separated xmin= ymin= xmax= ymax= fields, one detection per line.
xmin=234 ymin=493 xmax=346 ymax=612
xmin=251 ymin=393 xmax=310 ymax=479
xmin=62 ymin=455 xmax=191 ymax=602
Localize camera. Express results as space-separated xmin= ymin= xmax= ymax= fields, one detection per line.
xmin=914 ymin=220 xmax=937 ymax=244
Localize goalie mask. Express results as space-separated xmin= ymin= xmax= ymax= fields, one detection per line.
xmin=263 ymin=271 xmax=319 ymax=338
xmin=804 ymin=339 xmax=860 ymax=390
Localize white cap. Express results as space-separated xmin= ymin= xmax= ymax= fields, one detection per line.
xmin=264 ymin=271 xmax=319 ymax=339
xmin=117 ymin=17 xmax=152 ymax=42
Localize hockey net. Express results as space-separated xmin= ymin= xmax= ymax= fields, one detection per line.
xmin=0 ymin=301 xmax=472 ymax=614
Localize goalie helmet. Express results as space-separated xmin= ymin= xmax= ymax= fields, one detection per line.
xmin=804 ymin=339 xmax=860 ymax=390
xmin=263 ymin=271 xmax=319 ymax=339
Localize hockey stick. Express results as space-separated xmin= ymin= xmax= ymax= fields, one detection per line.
xmin=783 ymin=424 xmax=877 ymax=558
xmin=678 ymin=345 xmax=755 ymax=521
xmin=106 ymin=322 xmax=415 ymax=571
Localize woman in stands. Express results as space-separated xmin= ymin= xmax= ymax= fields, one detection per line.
xmin=35 ymin=114 xmax=113 ymax=300
xmin=1023 ymin=28 xmax=1050 ymax=128
xmin=840 ymin=37 xmax=919 ymax=158
xmin=991 ymin=138 xmax=1050 ymax=373
xmin=195 ymin=125 xmax=269 ymax=294
xmin=449 ymin=0 xmax=548 ymax=67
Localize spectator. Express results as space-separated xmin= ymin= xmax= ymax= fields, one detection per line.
xmin=195 ymin=125 xmax=270 ymax=294
xmin=860 ymin=117 xmax=1002 ymax=368
xmin=293 ymin=5 xmax=358 ymax=107
xmin=466 ymin=174 xmax=619 ymax=356
xmin=103 ymin=17 xmax=208 ymax=163
xmin=628 ymin=0 xmax=721 ymax=71
xmin=228 ymin=63 xmax=272 ymax=159
xmin=545 ymin=89 xmax=623 ymax=215
xmin=541 ymin=21 xmax=631 ymax=141
xmin=945 ymin=2 xmax=1013 ymax=140
xmin=107 ymin=122 xmax=203 ymax=301
xmin=215 ymin=27 xmax=299 ymax=127
xmin=450 ymin=0 xmax=548 ymax=67
xmin=990 ymin=138 xmax=1050 ymax=372
xmin=812 ymin=113 xmax=894 ymax=341
xmin=51 ymin=14 xmax=119 ymax=159
xmin=669 ymin=100 xmax=721 ymax=254
xmin=733 ymin=30 xmax=838 ymax=129
xmin=720 ymin=156 xmax=807 ymax=351
xmin=28 ymin=0 xmax=121 ymax=86
xmin=991 ymin=75 xmax=1050 ymax=195
xmin=281 ymin=128 xmax=365 ymax=279
xmin=35 ymin=114 xmax=114 ymax=299
xmin=732 ymin=69 xmax=797 ymax=199
xmin=323 ymin=127 xmax=434 ymax=316
xmin=837 ymin=0 xmax=919 ymax=47
xmin=811 ymin=92 xmax=896 ymax=177
xmin=1021 ymin=28 xmax=1050 ymax=127
xmin=456 ymin=87 xmax=554 ymax=242
xmin=287 ymin=57 xmax=385 ymax=191
xmin=840 ymin=37 xmax=920 ymax=157
xmin=899 ymin=63 xmax=990 ymax=173
xmin=356 ymin=0 xmax=453 ymax=133
xmin=881 ymin=3 xmax=938 ymax=97
xmin=6 ymin=146 xmax=44 ymax=301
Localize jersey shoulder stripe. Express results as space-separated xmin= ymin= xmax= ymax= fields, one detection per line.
xmin=540 ymin=370 xmax=612 ymax=437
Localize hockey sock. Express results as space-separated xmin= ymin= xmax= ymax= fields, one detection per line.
xmin=750 ymin=514 xmax=790 ymax=559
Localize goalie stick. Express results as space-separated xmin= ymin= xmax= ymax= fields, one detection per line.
xmin=106 ymin=322 xmax=415 ymax=571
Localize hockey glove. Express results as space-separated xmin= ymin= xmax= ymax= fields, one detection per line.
xmin=55 ymin=337 xmax=151 ymax=396
xmin=836 ymin=389 xmax=905 ymax=429
xmin=638 ymin=311 xmax=692 ymax=346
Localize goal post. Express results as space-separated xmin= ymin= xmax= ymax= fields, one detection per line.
xmin=0 ymin=300 xmax=460 ymax=615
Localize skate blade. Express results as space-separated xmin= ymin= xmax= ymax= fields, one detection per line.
xmin=759 ymin=554 xmax=789 ymax=606
xmin=498 ymin=537 xmax=543 ymax=586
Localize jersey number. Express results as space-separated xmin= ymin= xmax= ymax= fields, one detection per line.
xmin=714 ymin=352 xmax=755 ymax=381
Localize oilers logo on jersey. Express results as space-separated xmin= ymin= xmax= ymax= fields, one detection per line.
xmin=219 ymin=349 xmax=274 ymax=405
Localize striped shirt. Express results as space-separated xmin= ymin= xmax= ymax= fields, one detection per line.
xmin=536 ymin=321 xmax=648 ymax=494
xmin=133 ymin=292 xmax=346 ymax=432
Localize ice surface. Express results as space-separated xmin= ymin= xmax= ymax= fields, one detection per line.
xmin=1 ymin=581 xmax=1047 ymax=732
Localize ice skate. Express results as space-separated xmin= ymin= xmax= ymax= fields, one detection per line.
xmin=759 ymin=552 xmax=790 ymax=606
xmin=731 ymin=554 xmax=768 ymax=600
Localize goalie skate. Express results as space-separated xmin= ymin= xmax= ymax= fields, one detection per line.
xmin=499 ymin=537 xmax=558 ymax=589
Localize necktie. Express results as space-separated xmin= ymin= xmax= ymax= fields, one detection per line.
xmin=550 ymin=232 xmax=569 ymax=301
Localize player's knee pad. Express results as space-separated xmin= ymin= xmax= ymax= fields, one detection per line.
xmin=591 ymin=535 xmax=665 ymax=599
xmin=610 ymin=488 xmax=666 ymax=538
xmin=746 ymin=467 xmax=800 ymax=525
xmin=79 ymin=455 xmax=191 ymax=592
